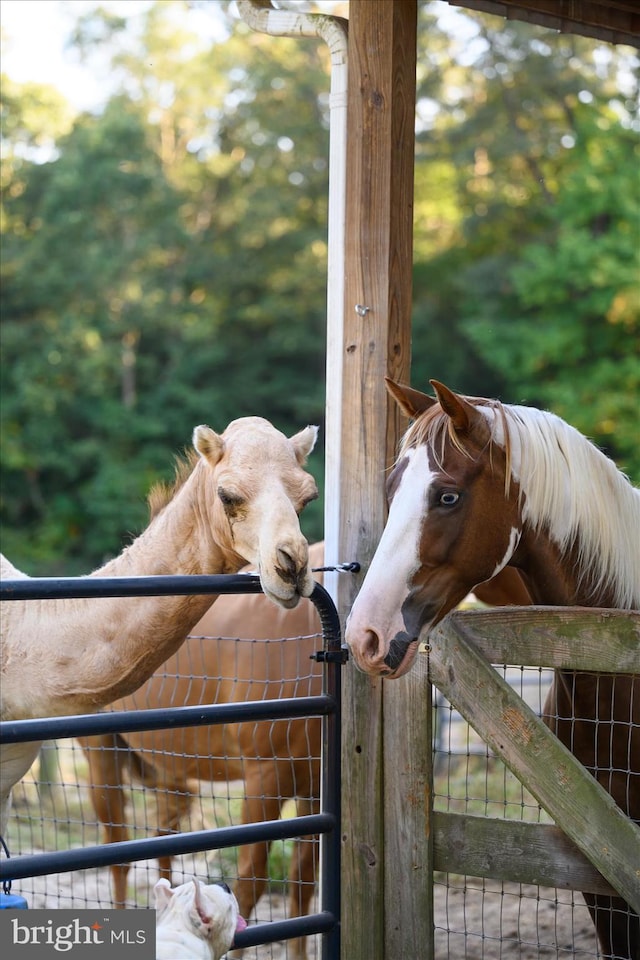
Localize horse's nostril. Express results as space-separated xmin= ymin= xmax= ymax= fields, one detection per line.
xmin=276 ymin=545 xmax=301 ymax=586
xmin=364 ymin=630 xmax=382 ymax=664
xmin=277 ymin=546 xmax=295 ymax=572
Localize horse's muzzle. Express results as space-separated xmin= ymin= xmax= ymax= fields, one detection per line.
xmin=384 ymin=632 xmax=415 ymax=673
xmin=275 ymin=545 xmax=312 ymax=588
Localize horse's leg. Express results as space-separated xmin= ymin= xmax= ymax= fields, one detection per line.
xmin=285 ymin=796 xmax=320 ymax=960
xmin=77 ymin=735 xmax=131 ymax=907
xmin=583 ymin=674 xmax=640 ymax=960
xmin=150 ymin=777 xmax=193 ymax=886
xmin=233 ymin=763 xmax=284 ymax=930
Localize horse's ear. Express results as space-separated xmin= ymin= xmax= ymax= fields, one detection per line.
xmin=290 ymin=425 xmax=318 ymax=465
xmin=430 ymin=380 xmax=475 ymax=433
xmin=385 ymin=378 xmax=436 ymax=420
xmin=193 ymin=425 xmax=225 ymax=466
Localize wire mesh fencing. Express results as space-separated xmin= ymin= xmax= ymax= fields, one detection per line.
xmin=3 ymin=596 xmax=336 ymax=960
xmin=432 ymin=664 xmax=612 ymax=960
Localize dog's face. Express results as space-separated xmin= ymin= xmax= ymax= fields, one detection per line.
xmin=155 ymin=878 xmax=247 ymax=960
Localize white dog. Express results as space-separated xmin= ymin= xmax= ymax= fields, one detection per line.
xmin=155 ymin=878 xmax=247 ymax=960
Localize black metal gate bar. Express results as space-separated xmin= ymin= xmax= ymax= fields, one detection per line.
xmin=313 ymin=583 xmax=344 ymax=960
xmin=0 ymin=814 xmax=335 ymax=880
xmin=237 ymin=911 xmax=336 ymax=948
xmin=0 ymin=696 xmax=333 ymax=744
xmin=0 ymin=573 xmax=266 ymax=601
xmin=0 ymin=574 xmax=344 ymax=959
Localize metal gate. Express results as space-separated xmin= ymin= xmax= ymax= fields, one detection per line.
xmin=0 ymin=572 xmax=344 ymax=958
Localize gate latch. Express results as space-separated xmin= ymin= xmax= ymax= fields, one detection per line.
xmin=311 ymin=646 xmax=350 ymax=665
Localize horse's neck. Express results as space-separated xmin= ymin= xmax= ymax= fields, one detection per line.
xmin=2 ymin=468 xmax=245 ymax=718
xmin=96 ymin=464 xmax=239 ymax=579
xmin=516 ymin=527 xmax=627 ymax=610
xmin=513 ymin=433 xmax=640 ymax=610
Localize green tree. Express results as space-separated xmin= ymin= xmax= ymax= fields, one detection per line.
xmin=411 ymin=6 xmax=639 ymax=480
xmin=1 ymin=2 xmax=330 ymax=572
xmin=1 ymin=98 xmax=191 ymax=569
xmin=2 ymin=1 xmax=638 ymax=572
xmin=464 ymin=114 xmax=639 ymax=476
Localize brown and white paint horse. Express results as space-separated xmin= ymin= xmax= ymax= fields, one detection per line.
xmin=1 ymin=416 xmax=318 ymax=838
xmin=346 ymin=378 xmax=640 ymax=960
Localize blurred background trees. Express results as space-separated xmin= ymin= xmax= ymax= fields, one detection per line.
xmin=1 ymin=0 xmax=638 ymax=573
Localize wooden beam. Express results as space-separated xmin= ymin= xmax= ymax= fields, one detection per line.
xmin=448 ymin=0 xmax=640 ymax=48
xmin=338 ymin=2 xmax=417 ymax=958
xmin=427 ymin=606 xmax=640 ymax=672
xmin=424 ymin=617 xmax=640 ymax=911
xmin=433 ymin=812 xmax=620 ymax=896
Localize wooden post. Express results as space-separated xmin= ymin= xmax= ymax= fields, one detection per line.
xmin=336 ymin=2 xmax=418 ymax=957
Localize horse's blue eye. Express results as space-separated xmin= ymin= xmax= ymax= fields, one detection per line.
xmin=440 ymin=492 xmax=459 ymax=506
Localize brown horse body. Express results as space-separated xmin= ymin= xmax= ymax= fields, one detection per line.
xmin=346 ymin=379 xmax=640 ymax=960
xmin=79 ymin=542 xmax=326 ymax=960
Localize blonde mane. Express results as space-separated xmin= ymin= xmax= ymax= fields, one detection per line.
xmin=401 ymin=400 xmax=640 ymax=610
xmin=147 ymin=449 xmax=199 ymax=520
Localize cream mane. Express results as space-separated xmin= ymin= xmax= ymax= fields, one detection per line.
xmin=401 ymin=400 xmax=640 ymax=610
xmin=147 ymin=449 xmax=199 ymax=520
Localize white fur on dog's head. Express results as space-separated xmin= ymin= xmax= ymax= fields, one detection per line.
xmin=155 ymin=878 xmax=246 ymax=960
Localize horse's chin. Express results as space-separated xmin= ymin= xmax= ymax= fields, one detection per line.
xmin=384 ymin=639 xmax=419 ymax=679
xmin=384 ymin=596 xmax=460 ymax=677
xmin=261 ymin=585 xmax=301 ymax=609
xmin=272 ymin=592 xmax=301 ymax=609
xmin=377 ymin=603 xmax=443 ymax=677
xmin=382 ymin=603 xmax=449 ymax=678
xmin=259 ymin=572 xmax=313 ymax=609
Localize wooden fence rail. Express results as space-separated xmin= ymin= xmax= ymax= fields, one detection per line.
xmin=398 ymin=605 xmax=640 ymax=959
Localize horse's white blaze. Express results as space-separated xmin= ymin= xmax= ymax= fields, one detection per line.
xmin=489 ymin=526 xmax=521 ymax=579
xmin=346 ymin=446 xmax=433 ymax=661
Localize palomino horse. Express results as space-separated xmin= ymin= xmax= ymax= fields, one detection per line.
xmin=0 ymin=416 xmax=318 ymax=839
xmin=78 ymin=542 xmax=326 ymax=960
xmin=346 ymin=379 xmax=640 ymax=960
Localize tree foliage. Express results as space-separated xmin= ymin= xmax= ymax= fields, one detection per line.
xmin=1 ymin=0 xmax=638 ymax=573
xmin=411 ymin=5 xmax=638 ymax=477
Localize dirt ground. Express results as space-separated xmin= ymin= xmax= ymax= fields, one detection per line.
xmin=7 ymin=799 xmax=602 ymax=959
xmin=10 ymin=862 xmax=317 ymax=960
xmin=10 ymin=861 xmax=601 ymax=959
xmin=432 ymin=878 xmax=600 ymax=959
xmin=6 ymin=729 xmax=602 ymax=959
